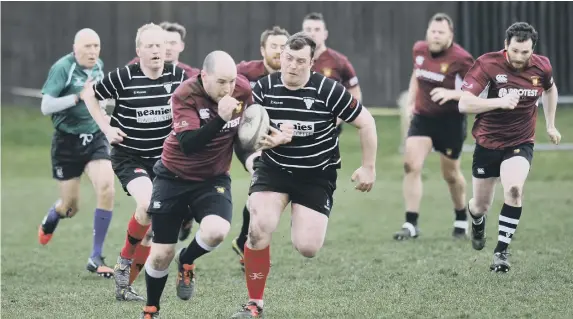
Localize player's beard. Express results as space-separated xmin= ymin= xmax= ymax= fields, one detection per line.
xmin=265 ymin=54 xmax=281 ymax=71
xmin=508 ymin=56 xmax=528 ymax=70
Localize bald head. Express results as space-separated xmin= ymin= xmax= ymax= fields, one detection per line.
xmin=201 ymin=51 xmax=238 ymax=103
xmin=202 ymin=50 xmax=236 ymax=74
xmin=73 ymin=28 xmax=101 ymax=68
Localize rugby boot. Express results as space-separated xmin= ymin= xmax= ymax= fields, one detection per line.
xmin=470 ymin=215 xmax=487 ymax=250
xmin=231 ymin=238 xmax=245 ymax=272
xmin=141 ymin=306 xmax=160 ymax=319
xmin=490 ymin=249 xmax=511 ymax=273
xmin=452 ymin=220 xmax=469 ymax=239
xmin=116 ymin=285 xmax=145 ymax=301
xmin=231 ymin=302 xmax=264 ymax=318
xmin=393 ymin=222 xmax=420 ymax=240
xmin=174 ymin=248 xmax=196 ymax=300
xmin=114 ymin=255 xmax=132 ymax=288
xmin=86 ymin=255 xmax=114 ymax=278
xmin=38 ymin=202 xmax=69 ymax=245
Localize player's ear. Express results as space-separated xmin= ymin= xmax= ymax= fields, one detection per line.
xmin=260 ymin=46 xmax=265 ymax=59
xmin=324 ymin=29 xmax=329 ymax=41
xmin=136 ymin=46 xmax=141 ymax=58
xmin=180 ymin=41 xmax=185 ymax=51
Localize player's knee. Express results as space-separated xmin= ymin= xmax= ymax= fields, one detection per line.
xmin=472 ymin=198 xmax=491 ymax=214
xmin=506 ymin=185 xmax=523 ymax=201
xmin=59 ymin=198 xmax=80 ymax=218
xmin=149 ymin=244 xmax=175 ymax=270
xmin=403 ymin=160 xmax=421 ymax=175
xmin=136 ymin=199 xmax=151 ymax=215
xmin=200 ymin=220 xmax=230 ymax=246
xmin=294 ymin=242 xmax=321 ymax=258
xmin=96 ymin=180 xmax=115 ymax=203
xmin=442 ymin=169 xmax=463 ymax=185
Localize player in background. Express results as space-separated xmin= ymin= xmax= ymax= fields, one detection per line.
xmin=393 ymin=13 xmax=475 ymax=241
xmin=229 ymin=25 xmax=290 ymax=272
xmin=128 ymin=21 xmax=200 ymax=78
xmin=38 ymin=28 xmax=115 ymax=279
xmin=459 ymin=22 xmax=561 ymax=272
xmin=83 ymin=23 xmax=187 ymax=301
xmin=128 ymin=21 xmax=199 ymax=258
xmin=303 ymin=12 xmax=362 ymax=134
xmin=139 ymin=51 xmax=292 ymax=318
xmin=231 ymin=33 xmax=377 ymax=318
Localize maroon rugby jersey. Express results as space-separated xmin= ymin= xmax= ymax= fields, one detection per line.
xmin=311 ymin=48 xmax=359 ymax=89
xmin=462 ymin=50 xmax=554 ymax=149
xmin=412 ymin=41 xmax=474 ymax=116
xmin=161 ymin=74 xmax=253 ymax=181
xmin=237 ymin=60 xmax=268 ymax=88
xmin=127 ymin=57 xmax=201 ymax=78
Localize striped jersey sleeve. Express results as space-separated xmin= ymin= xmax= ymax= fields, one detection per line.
xmin=93 ymin=67 xmax=126 ymax=100
xmin=317 ymin=77 xmax=363 ymax=122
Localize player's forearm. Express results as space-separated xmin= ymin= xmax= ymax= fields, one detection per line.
xmin=542 ymin=86 xmax=558 ymax=129
xmin=85 ymin=96 xmax=113 ymax=132
xmin=40 ymin=94 xmax=77 ymax=115
xmin=357 ymin=115 xmax=377 ymax=168
xmin=176 ymin=116 xmax=227 ymax=155
xmin=407 ymin=72 xmax=418 ymax=106
xmin=458 ymin=92 xmax=505 ymax=114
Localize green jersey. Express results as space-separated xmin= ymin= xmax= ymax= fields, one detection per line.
xmin=41 ymin=53 xmax=105 ymax=134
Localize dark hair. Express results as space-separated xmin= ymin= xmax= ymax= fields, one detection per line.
xmin=285 ymin=32 xmax=316 ymax=59
xmin=303 ymin=12 xmax=326 ymax=28
xmin=260 ymin=26 xmax=290 ymax=48
xmin=159 ymin=21 xmax=187 ymax=40
xmin=429 ymin=13 xmax=454 ymax=31
xmin=505 ymin=22 xmax=538 ymax=48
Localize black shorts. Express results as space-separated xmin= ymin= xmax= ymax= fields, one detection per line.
xmin=147 ymin=161 xmax=233 ymax=244
xmin=472 ymin=143 xmax=534 ymax=178
xmin=51 ymin=130 xmax=111 ymax=181
xmin=407 ymin=113 xmax=467 ymax=159
xmin=111 ymin=148 xmax=158 ymax=194
xmin=248 ymin=158 xmax=337 ymax=216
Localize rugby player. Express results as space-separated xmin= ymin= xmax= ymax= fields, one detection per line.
xmin=303 ymin=12 xmax=362 ymax=134
xmin=459 ymin=22 xmax=560 ymax=272
xmin=139 ymin=50 xmax=292 ymax=318
xmin=393 ymin=13 xmax=475 ymax=241
xmin=83 ymin=23 xmax=187 ymax=301
xmin=231 ymin=32 xmax=377 ymax=318
xmin=230 ymin=25 xmax=290 ymax=272
xmin=38 ymin=28 xmax=115 ymax=279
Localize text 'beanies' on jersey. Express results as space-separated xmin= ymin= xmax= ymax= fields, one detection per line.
xmin=93 ymin=63 xmax=187 ymax=159
xmin=462 ymin=50 xmax=554 ymax=149
xmin=253 ymin=72 xmax=362 ymax=172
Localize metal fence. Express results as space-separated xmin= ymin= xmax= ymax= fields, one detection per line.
xmin=1 ymin=1 xmax=570 ymax=107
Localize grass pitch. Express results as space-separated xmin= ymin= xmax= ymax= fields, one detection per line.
xmin=2 ymin=105 xmax=573 ymax=318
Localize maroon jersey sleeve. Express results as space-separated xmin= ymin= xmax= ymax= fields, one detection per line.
xmin=461 ymin=58 xmax=491 ymax=96
xmin=339 ymin=57 xmax=359 ymax=88
xmin=457 ymin=54 xmax=475 ymax=79
xmin=171 ymin=82 xmax=200 ymax=133
xmin=412 ymin=41 xmax=425 ymax=67
xmin=539 ymin=57 xmax=555 ymax=90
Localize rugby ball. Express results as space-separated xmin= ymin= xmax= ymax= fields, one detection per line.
xmin=238 ymin=104 xmax=270 ymax=151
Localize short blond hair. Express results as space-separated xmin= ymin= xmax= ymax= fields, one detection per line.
xmin=135 ymin=23 xmax=165 ymax=47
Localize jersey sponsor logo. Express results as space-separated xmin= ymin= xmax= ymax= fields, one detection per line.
xmin=270 ymin=119 xmax=314 ymax=137
xmin=215 ymin=186 xmax=225 ymax=194
xmin=164 ymin=83 xmax=172 ymax=93
xmin=221 ymin=117 xmax=241 ymax=130
xmin=415 ymin=56 xmax=424 ymax=66
xmin=303 ymin=97 xmax=314 ymax=109
xmin=236 ymin=101 xmax=243 ymax=112
xmin=415 ymin=68 xmax=445 ymax=82
xmin=136 ymin=105 xmax=172 ymax=123
xmin=199 ymin=109 xmax=210 ymax=119
xmin=322 ymin=68 xmax=332 ymax=77
xmin=250 ymin=81 xmax=257 ymax=89
xmin=498 ymin=87 xmax=539 ymax=98
xmin=496 ymin=74 xmax=508 ymax=83
xmin=174 ymin=120 xmax=189 ymax=129
xmin=462 ymin=81 xmax=474 ymax=90
xmin=348 ymin=76 xmax=359 ymax=87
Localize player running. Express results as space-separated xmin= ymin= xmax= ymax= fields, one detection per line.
xmin=303 ymin=12 xmax=362 ymax=133
xmin=393 ymin=13 xmax=475 ymax=241
xmin=459 ymin=22 xmax=560 ymax=272
xmin=230 ymin=32 xmax=378 ymax=318
xmin=83 ymin=23 xmax=187 ymax=301
xmin=38 ymin=28 xmax=115 ymax=279
xmin=229 ymin=25 xmax=290 ymax=272
xmin=139 ymin=50 xmax=292 ymax=318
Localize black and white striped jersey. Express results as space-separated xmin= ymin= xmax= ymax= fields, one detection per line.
xmin=93 ymin=63 xmax=187 ymax=159
xmin=253 ymin=71 xmax=363 ymax=172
